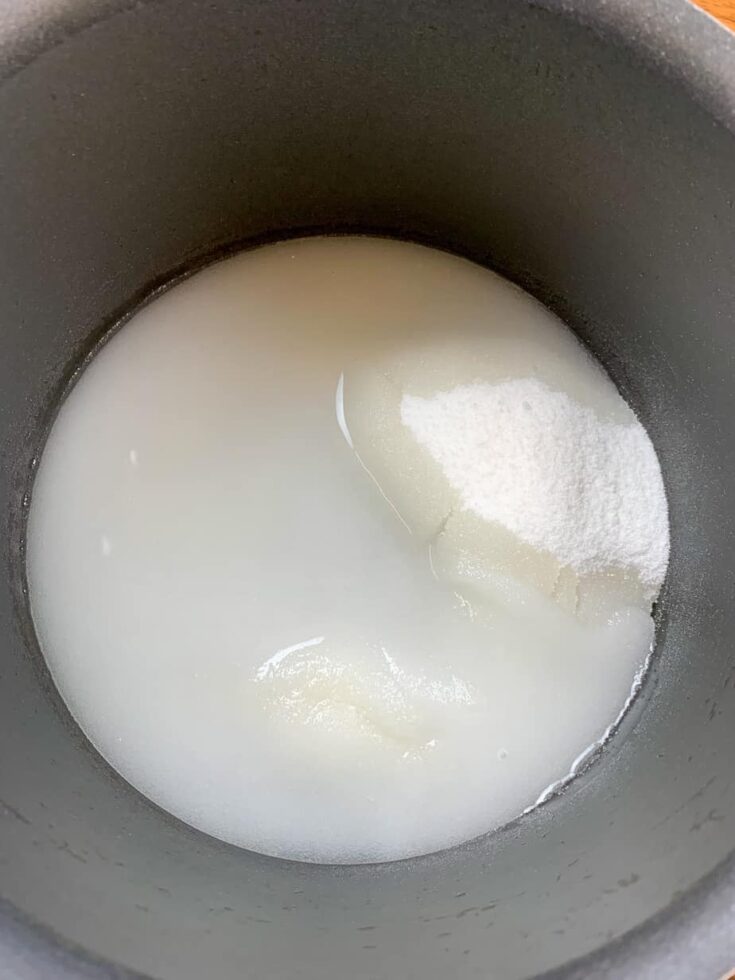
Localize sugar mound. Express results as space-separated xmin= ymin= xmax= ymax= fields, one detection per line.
xmin=401 ymin=379 xmax=669 ymax=596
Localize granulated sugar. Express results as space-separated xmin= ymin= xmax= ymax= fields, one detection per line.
xmin=401 ymin=378 xmax=669 ymax=594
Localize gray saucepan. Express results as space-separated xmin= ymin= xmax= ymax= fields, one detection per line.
xmin=0 ymin=1 xmax=734 ymax=977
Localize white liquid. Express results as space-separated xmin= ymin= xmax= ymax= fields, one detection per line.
xmin=27 ymin=237 xmax=667 ymax=864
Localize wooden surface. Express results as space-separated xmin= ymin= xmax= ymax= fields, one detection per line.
xmin=693 ymin=0 xmax=735 ymax=30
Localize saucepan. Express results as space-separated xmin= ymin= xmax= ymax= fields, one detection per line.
xmin=0 ymin=0 xmax=734 ymax=977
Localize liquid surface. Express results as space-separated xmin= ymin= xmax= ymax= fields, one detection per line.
xmin=27 ymin=237 xmax=668 ymax=863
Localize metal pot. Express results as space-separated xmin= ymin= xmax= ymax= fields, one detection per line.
xmin=1 ymin=1 xmax=734 ymax=977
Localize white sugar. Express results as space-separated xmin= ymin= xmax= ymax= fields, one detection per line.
xmin=401 ymin=379 xmax=669 ymax=593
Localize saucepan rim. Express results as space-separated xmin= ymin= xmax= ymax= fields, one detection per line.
xmin=0 ymin=1 xmax=733 ymax=977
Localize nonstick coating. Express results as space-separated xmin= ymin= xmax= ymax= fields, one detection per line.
xmin=0 ymin=1 xmax=734 ymax=978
